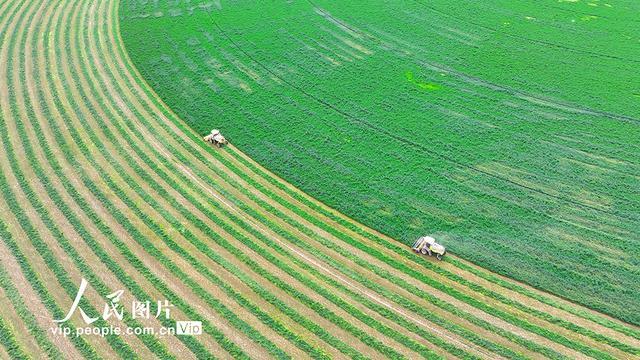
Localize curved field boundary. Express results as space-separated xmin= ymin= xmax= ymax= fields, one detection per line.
xmin=0 ymin=0 xmax=637 ymax=359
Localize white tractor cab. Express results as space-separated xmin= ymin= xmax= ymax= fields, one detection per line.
xmin=412 ymin=236 xmax=446 ymax=260
xmin=204 ymin=129 xmax=227 ymax=148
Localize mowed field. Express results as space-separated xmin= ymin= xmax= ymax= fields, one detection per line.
xmin=0 ymin=0 xmax=639 ymax=359
xmin=119 ymin=0 xmax=640 ymax=325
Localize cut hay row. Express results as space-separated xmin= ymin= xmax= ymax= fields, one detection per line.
xmin=0 ymin=0 xmax=637 ymax=359
xmin=10 ymin=0 xmax=472 ymax=358
xmin=212 ymin=144 xmax=629 ymax=358
xmin=0 ymin=313 xmax=28 ymax=360
xmin=0 ymin=1 xmax=115 ymax=358
xmin=0 ymin=255 xmax=62 ymax=359
xmin=3 ymin=0 xmax=233 ymax=358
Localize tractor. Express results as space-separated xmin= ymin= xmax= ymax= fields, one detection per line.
xmin=412 ymin=236 xmax=446 ymax=260
xmin=204 ymin=129 xmax=227 ymax=148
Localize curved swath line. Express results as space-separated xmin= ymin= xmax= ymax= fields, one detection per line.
xmin=208 ymin=20 xmax=639 ymax=224
xmin=0 ymin=3 xmax=86 ymax=358
xmin=233 ymin=5 xmax=640 ymax=210
xmin=29 ymin=0 xmax=255 ymax=358
xmin=28 ymin=0 xmax=196 ymax=357
xmin=54 ymin=2 xmax=278 ymax=356
xmin=1 ymin=0 xmax=130 ymax=357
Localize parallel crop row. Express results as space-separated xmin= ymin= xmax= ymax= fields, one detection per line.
xmin=0 ymin=247 xmax=63 ymax=359
xmin=34 ymin=2 xmax=255 ymax=357
xmin=1 ymin=2 xmax=131 ymax=357
xmin=0 ymin=312 xmax=29 ymax=360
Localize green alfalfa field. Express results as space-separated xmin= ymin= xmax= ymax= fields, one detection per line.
xmin=120 ymin=0 xmax=640 ymax=325
xmin=2 ymin=0 xmax=640 ymax=358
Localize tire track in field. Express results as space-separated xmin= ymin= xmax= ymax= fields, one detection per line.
xmin=312 ymin=0 xmax=640 ymax=116
xmin=271 ymin=2 xmax=640 ymax=227
xmin=409 ymin=0 xmax=640 ymax=65
xmin=209 ymin=15 xmax=639 ymax=225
